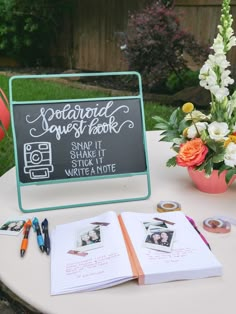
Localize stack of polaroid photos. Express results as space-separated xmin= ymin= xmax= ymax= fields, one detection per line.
xmin=143 ymin=220 xmax=175 ymax=253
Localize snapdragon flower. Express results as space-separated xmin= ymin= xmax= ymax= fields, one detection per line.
xmin=199 ymin=0 xmax=236 ymax=105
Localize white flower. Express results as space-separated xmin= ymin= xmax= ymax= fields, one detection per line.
xmin=224 ymin=142 xmax=236 ymax=167
xmin=228 ymin=91 xmax=236 ymax=117
xmin=212 ymin=54 xmax=230 ymax=69
xmin=185 ymin=110 xmax=210 ymax=122
xmin=227 ymin=36 xmax=236 ymax=50
xmin=187 ymin=122 xmax=208 ymax=139
xmin=210 ymin=85 xmax=229 ymax=101
xmin=206 ymin=69 xmax=218 ymax=86
xmin=208 ymin=121 xmax=230 ymax=140
xmin=199 ymin=2 xmax=236 ymax=107
xmin=211 ymin=34 xmax=225 ymax=53
xmin=221 ymin=70 xmax=234 ymax=86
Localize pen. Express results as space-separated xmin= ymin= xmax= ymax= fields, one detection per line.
xmin=32 ymin=217 xmax=44 ymax=253
xmin=42 ymin=219 xmax=50 ymax=255
xmin=186 ymin=216 xmax=211 ymax=250
xmin=20 ymin=219 xmax=32 ymax=257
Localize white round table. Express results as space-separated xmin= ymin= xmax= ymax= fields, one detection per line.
xmin=0 ymin=131 xmax=236 ymax=314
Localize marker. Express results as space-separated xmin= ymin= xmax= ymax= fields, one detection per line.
xmin=42 ymin=219 xmax=50 ymax=255
xmin=186 ymin=216 xmax=211 ymax=250
xmin=32 ymin=217 xmax=44 ymax=253
xmin=20 ymin=219 xmax=32 ymax=257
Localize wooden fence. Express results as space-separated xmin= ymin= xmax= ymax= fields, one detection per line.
xmin=51 ymin=0 xmax=236 ymax=73
xmin=175 ymin=0 xmax=236 ymax=73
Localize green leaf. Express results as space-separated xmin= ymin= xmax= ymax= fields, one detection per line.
xmin=225 ymin=169 xmax=236 ymax=184
xmin=218 ymin=164 xmax=230 ymax=174
xmin=212 ymin=152 xmax=225 ymax=163
xmin=169 ymin=108 xmax=184 ymax=127
xmin=152 ymin=116 xmax=168 ymax=124
xmin=197 ymin=159 xmax=213 ymax=176
xmin=178 ymin=119 xmax=189 ymax=133
xmin=166 ymin=156 xmax=177 ymax=167
xmin=159 ymin=130 xmax=181 ymax=142
xmin=206 ymin=139 xmax=224 ymax=153
xmin=154 ymin=122 xmax=169 ymax=130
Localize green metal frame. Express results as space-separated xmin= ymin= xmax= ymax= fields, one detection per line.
xmin=9 ymin=71 xmax=151 ymax=212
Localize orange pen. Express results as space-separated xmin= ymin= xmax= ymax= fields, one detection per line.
xmin=20 ymin=219 xmax=32 ymax=257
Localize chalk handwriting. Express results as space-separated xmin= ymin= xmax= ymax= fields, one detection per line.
xmin=25 ymin=101 xmax=134 ymax=140
xmin=65 ymin=140 xmax=116 ymax=177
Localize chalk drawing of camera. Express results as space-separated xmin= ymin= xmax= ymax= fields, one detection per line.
xmin=23 ymin=142 xmax=54 ymax=180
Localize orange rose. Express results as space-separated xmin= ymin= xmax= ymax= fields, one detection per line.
xmin=176 ymin=138 xmax=208 ymax=167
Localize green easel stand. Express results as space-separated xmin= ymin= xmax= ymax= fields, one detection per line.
xmin=9 ymin=72 xmax=151 ymax=212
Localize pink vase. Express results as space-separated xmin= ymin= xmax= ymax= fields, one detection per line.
xmin=187 ymin=167 xmax=236 ymax=194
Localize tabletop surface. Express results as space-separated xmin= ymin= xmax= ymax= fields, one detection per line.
xmin=0 ymin=130 xmax=236 ymax=314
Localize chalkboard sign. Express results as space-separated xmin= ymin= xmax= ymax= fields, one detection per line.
xmin=9 ymin=72 xmax=151 ymax=212
xmin=13 ymin=98 xmax=146 ymax=183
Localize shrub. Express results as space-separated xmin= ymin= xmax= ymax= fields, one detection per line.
xmin=0 ymin=0 xmax=72 ymax=66
xmin=123 ymin=1 xmax=208 ymax=92
xmin=166 ymin=69 xmax=200 ymax=94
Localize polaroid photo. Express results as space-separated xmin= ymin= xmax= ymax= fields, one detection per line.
xmin=144 ymin=225 xmax=175 ymax=253
xmin=0 ymin=218 xmax=26 ymax=236
xmin=142 ymin=220 xmax=167 ymax=232
xmin=74 ymin=225 xmax=104 ymax=252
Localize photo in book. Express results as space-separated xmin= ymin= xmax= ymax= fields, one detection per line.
xmin=50 ymin=211 xmax=222 ymax=295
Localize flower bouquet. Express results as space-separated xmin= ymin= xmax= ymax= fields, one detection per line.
xmin=153 ymin=0 xmax=236 ymax=188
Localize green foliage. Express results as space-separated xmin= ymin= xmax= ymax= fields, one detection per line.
xmin=225 ymin=168 xmax=236 ymax=183
xmin=0 ymin=0 xmax=74 ymax=66
xmin=166 ymin=156 xmax=177 ymax=167
xmin=166 ymin=69 xmax=200 ymax=93
xmin=153 ymin=107 xmax=188 ymax=142
xmin=144 ymin=102 xmax=174 ymax=130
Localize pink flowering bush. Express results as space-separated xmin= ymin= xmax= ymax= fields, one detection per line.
xmin=123 ymin=1 xmax=207 ymax=91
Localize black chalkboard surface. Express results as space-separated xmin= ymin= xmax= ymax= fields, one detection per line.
xmin=13 ymin=98 xmax=146 ymax=183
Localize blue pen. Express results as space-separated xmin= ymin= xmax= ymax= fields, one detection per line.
xmin=32 ymin=217 xmax=45 ymax=253
xmin=42 ymin=219 xmax=50 ymax=255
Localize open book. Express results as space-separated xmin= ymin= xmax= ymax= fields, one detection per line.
xmin=51 ymin=211 xmax=222 ymax=295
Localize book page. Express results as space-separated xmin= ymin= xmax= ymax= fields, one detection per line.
xmin=120 ymin=211 xmax=222 ymax=285
xmin=51 ymin=211 xmax=136 ymax=295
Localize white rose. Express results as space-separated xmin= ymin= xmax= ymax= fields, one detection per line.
xmin=187 ymin=122 xmax=208 ymax=139
xmin=208 ymin=121 xmax=230 ymax=141
xmin=224 ymin=142 xmax=236 ymax=167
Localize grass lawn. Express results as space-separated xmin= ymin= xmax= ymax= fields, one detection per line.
xmin=0 ymin=74 xmax=175 ymax=176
